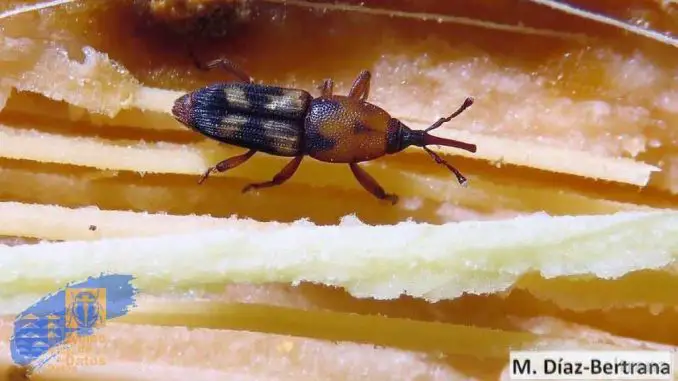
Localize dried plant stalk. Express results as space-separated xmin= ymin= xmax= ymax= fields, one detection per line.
xmin=1 ymin=209 xmax=676 ymax=302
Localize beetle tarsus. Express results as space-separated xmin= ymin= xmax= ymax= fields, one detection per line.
xmin=199 ymin=149 xmax=257 ymax=184
xmin=242 ymin=155 xmax=303 ymax=193
xmin=349 ymin=162 xmax=398 ymax=205
xmin=385 ymin=193 xmax=399 ymax=205
xmin=197 ymin=168 xmax=214 ymax=185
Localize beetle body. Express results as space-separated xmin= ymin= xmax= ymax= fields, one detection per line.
xmin=174 ymin=82 xmax=311 ymax=157
xmin=172 ymin=58 xmax=477 ymax=204
xmin=304 ymin=95 xmax=400 ymax=163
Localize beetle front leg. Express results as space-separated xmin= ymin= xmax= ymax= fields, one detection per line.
xmin=349 ymin=162 xmax=398 ymax=205
xmin=198 ymin=149 xmax=256 ymax=184
xmin=194 ymin=56 xmax=254 ymax=84
xmin=318 ymin=78 xmax=334 ymax=97
xmin=242 ymin=155 xmax=303 ymax=193
xmin=348 ymin=70 xmax=371 ymax=102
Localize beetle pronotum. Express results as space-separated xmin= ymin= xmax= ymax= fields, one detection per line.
xmin=172 ymin=58 xmax=477 ymax=205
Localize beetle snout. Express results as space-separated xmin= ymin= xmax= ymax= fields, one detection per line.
xmin=172 ymin=94 xmax=193 ymax=126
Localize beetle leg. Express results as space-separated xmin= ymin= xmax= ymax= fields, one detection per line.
xmin=318 ymin=78 xmax=334 ymax=97
xmin=348 ymin=70 xmax=371 ymax=102
xmin=242 ymin=155 xmax=303 ymax=193
xmin=193 ymin=56 xmax=255 ymax=84
xmin=198 ymin=149 xmax=256 ymax=185
xmin=422 ymin=146 xmax=468 ymax=186
xmin=349 ymin=163 xmax=398 ymax=205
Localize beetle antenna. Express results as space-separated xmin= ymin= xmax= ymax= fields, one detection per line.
xmin=424 ymin=97 xmax=474 ymax=132
xmin=417 ymin=97 xmax=476 ymax=186
xmin=420 ymin=97 xmax=476 ymax=153
xmin=422 ymin=146 xmax=469 ymax=186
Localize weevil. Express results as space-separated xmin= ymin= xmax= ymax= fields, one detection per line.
xmin=172 ymin=58 xmax=477 ymax=205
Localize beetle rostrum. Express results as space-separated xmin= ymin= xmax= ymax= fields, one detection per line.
xmin=172 ymin=58 xmax=477 ymax=205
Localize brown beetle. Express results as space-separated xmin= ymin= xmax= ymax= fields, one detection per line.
xmin=172 ymin=58 xmax=476 ymax=204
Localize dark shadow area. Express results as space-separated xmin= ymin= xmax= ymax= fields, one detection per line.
xmin=36 ymin=0 xmax=671 ymax=89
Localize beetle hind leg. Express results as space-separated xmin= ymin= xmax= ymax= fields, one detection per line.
xmin=349 ymin=163 xmax=398 ymax=205
xmin=198 ymin=149 xmax=256 ymax=185
xmin=192 ymin=55 xmax=254 ymax=84
xmin=242 ymin=156 xmax=304 ymax=193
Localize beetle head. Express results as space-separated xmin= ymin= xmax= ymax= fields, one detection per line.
xmin=386 ymin=97 xmax=476 ymax=186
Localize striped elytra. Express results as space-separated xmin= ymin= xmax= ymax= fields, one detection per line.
xmin=174 ymin=83 xmax=312 ymax=156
